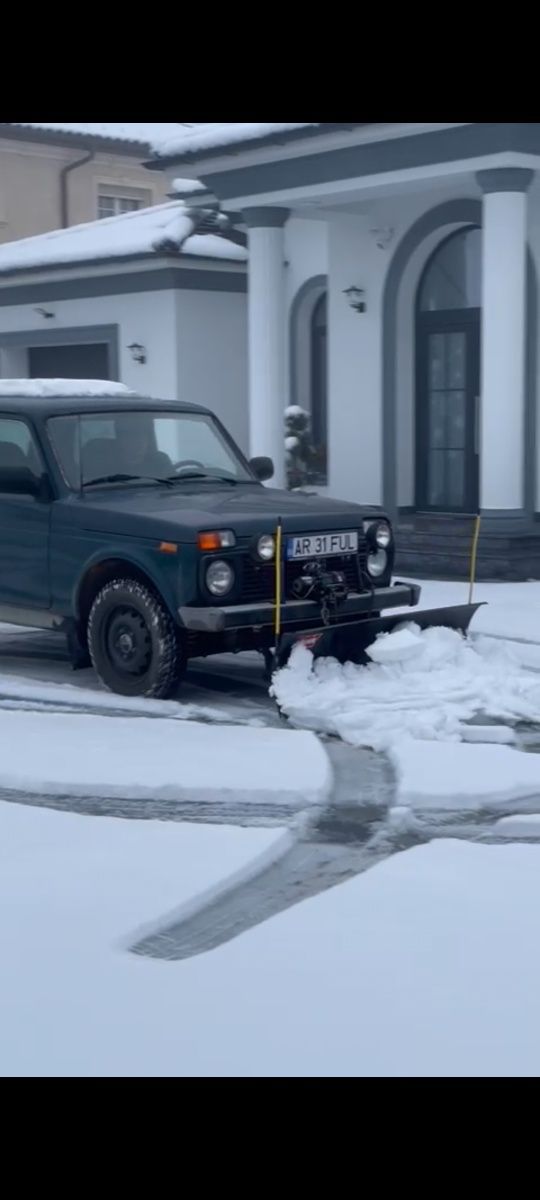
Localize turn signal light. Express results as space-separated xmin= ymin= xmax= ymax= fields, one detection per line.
xmin=198 ymin=530 xmax=236 ymax=551
xmin=159 ymin=541 xmax=178 ymax=555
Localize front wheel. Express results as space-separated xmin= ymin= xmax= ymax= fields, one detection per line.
xmin=87 ymin=578 xmax=182 ymax=698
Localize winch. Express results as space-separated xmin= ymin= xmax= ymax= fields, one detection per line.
xmin=291 ymin=560 xmax=349 ymax=625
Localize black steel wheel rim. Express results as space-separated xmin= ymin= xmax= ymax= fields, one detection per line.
xmin=104 ymin=605 xmax=152 ymax=677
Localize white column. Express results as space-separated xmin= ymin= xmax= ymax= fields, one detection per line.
xmin=243 ymin=207 xmax=289 ymax=487
xmin=477 ymin=168 xmax=533 ymax=513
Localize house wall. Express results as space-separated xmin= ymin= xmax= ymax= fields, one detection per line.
xmin=326 ymin=214 xmax=384 ymax=505
xmin=174 ymin=288 xmax=249 ymax=453
xmin=0 ymin=137 xmax=169 ymax=244
xmin=284 ymin=197 xmax=454 ymax=507
xmin=284 ymin=188 xmax=540 ymax=513
xmin=0 ymin=288 xmax=179 ymax=397
xmin=0 ymin=277 xmax=249 ymax=447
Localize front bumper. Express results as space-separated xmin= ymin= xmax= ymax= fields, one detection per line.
xmin=179 ymin=581 xmax=421 ymax=634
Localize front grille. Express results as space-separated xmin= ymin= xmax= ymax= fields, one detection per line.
xmin=241 ymin=541 xmax=368 ymax=605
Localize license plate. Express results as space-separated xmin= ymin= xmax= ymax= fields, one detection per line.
xmin=286 ymin=531 xmax=358 ymax=560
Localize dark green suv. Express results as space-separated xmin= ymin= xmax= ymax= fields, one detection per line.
xmin=0 ymin=382 xmax=420 ymax=697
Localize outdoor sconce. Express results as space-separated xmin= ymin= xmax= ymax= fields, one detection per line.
xmin=343 ymin=286 xmax=366 ymax=314
xmin=127 ymin=342 xmax=147 ymax=365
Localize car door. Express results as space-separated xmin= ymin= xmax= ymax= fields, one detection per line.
xmin=0 ymin=416 xmax=51 ymax=610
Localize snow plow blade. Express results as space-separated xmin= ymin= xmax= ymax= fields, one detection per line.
xmin=275 ymin=602 xmax=484 ymax=669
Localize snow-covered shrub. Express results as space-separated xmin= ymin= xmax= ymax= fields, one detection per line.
xmin=285 ymin=406 xmax=318 ymax=490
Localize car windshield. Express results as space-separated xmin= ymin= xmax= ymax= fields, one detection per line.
xmin=47 ymin=410 xmax=253 ymax=489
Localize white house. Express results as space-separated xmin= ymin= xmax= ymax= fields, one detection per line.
xmin=0 ymin=200 xmax=249 ymax=450
xmin=144 ymin=121 xmax=540 ymax=580
xmin=2 ymin=122 xmax=540 ymax=580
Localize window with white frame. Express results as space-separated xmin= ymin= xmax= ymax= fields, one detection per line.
xmin=97 ymin=186 xmax=151 ymax=220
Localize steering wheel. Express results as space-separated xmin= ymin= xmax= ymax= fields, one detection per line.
xmin=171 ymin=459 xmax=205 ymax=475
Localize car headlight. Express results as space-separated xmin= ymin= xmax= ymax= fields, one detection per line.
xmin=257 ymin=534 xmax=275 ymax=561
xmin=363 ymin=518 xmax=392 ymax=549
xmin=373 ymin=520 xmax=391 ymax=549
xmin=367 ymin=549 xmax=388 ymax=578
xmin=206 ymin=559 xmax=235 ymax=596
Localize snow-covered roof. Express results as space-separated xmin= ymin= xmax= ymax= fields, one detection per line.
xmin=0 ymin=379 xmax=135 ymax=398
xmin=171 ymin=177 xmax=207 ymax=194
xmin=0 ymin=201 xmax=247 ymax=277
xmin=153 ymin=123 xmax=321 ymax=160
xmin=2 ymin=123 xmax=191 ymax=150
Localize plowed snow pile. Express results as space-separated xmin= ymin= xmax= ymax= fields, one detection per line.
xmin=272 ymin=625 xmax=540 ymax=751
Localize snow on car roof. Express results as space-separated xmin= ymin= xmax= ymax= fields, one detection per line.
xmin=0 ymin=201 xmax=246 ymax=276
xmin=0 ymin=379 xmax=136 ymax=398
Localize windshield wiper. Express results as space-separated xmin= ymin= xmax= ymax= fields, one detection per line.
xmin=166 ymin=471 xmax=238 ymax=484
xmin=82 ymin=473 xmax=174 ymax=489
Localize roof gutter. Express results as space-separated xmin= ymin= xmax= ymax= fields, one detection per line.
xmin=60 ymin=150 xmax=94 ymax=228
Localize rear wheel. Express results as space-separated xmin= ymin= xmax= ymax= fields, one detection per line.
xmin=87 ymin=578 xmax=182 ymax=698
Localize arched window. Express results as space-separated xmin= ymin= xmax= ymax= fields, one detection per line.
xmin=310 ymin=293 xmax=327 ymax=482
xmin=419 ymin=227 xmax=481 ymax=312
xmin=416 ymin=227 xmax=481 ymax=512
xmin=289 ymin=278 xmax=328 ymax=488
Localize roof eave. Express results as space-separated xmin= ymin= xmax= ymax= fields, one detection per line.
xmin=0 ymin=124 xmax=150 ymax=157
xmin=0 ymin=247 xmax=247 ymax=283
xmin=144 ymin=122 xmax=370 ymax=171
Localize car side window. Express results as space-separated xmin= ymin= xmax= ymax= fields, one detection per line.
xmin=0 ymin=417 xmax=45 ymax=481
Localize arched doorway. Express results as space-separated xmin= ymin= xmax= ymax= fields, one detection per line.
xmin=416 ymin=226 xmax=481 ymax=512
xmin=289 ymin=276 xmax=328 ymax=486
xmin=310 ymin=293 xmax=327 ymax=478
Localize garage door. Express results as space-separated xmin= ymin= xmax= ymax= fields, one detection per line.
xmin=28 ymin=343 xmax=110 ymax=379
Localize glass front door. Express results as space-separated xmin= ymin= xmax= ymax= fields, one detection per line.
xmin=416 ymin=311 xmax=480 ymax=513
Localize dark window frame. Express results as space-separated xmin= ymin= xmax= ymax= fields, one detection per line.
xmin=309 ymin=292 xmax=328 ymax=486
xmin=415 ymin=226 xmax=482 ymax=514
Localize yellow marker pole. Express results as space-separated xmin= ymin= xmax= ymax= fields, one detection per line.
xmin=274 ymin=518 xmax=283 ymax=642
xmin=468 ymin=513 xmax=481 ymax=604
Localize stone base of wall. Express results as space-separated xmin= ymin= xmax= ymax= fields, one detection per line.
xmin=394 ymin=513 xmax=540 ymax=582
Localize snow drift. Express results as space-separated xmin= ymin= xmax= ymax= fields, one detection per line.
xmin=272 ymin=624 xmax=540 ymax=752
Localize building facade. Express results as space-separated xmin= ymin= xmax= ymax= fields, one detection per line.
xmin=147 ymin=122 xmax=540 ymax=579
xmin=0 ymin=124 xmax=182 ymax=244
xmin=0 ymin=202 xmax=249 ymax=450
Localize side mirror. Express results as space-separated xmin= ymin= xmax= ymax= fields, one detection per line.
xmin=0 ymin=468 xmax=51 ymax=500
xmin=249 ymin=456 xmax=274 ymax=483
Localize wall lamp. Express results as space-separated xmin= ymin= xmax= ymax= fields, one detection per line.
xmin=343 ymin=286 xmax=366 ymax=314
xmin=127 ymin=342 xmax=147 ymax=365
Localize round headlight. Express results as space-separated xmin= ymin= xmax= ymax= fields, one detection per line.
xmin=374 ymin=521 xmax=391 ymax=549
xmin=367 ymin=549 xmax=388 ymax=578
xmin=206 ymin=559 xmax=235 ymax=596
xmin=257 ymin=534 xmax=275 ymax=561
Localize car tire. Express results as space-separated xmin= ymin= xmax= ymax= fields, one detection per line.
xmin=88 ymin=578 xmax=182 ymax=698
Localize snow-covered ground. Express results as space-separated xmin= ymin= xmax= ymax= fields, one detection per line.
xmin=1 ymin=799 xmax=540 ymax=1076
xmin=0 ymin=709 xmax=331 ymax=809
xmin=272 ymin=579 xmax=540 ymax=810
xmin=2 ymin=579 xmax=540 ymax=1075
xmin=396 ymin=577 xmax=540 ymax=646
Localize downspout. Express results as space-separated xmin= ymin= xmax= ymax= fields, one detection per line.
xmin=59 ymin=150 xmax=94 ymax=228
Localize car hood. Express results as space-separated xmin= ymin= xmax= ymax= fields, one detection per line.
xmin=68 ymin=482 xmax=382 ymax=540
